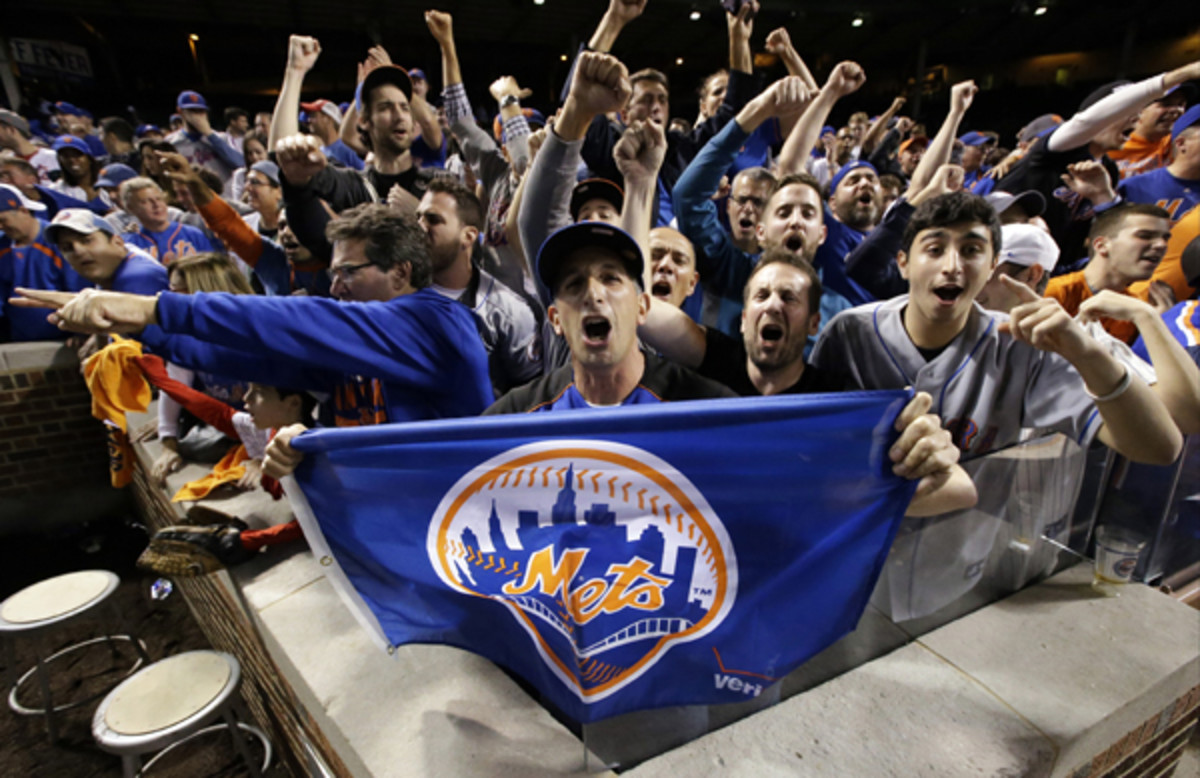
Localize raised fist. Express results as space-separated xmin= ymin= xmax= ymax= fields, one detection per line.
xmin=275 ymin=134 xmax=328 ymax=187
xmin=828 ymin=61 xmax=866 ymax=97
xmin=568 ymin=52 xmax=632 ymax=118
xmin=424 ymin=10 xmax=454 ymax=47
xmin=613 ymin=119 xmax=666 ymax=184
xmin=950 ymin=80 xmax=978 ymax=114
xmin=288 ymin=35 xmax=321 ymax=73
xmin=765 ymin=27 xmax=794 ymax=57
xmin=760 ymin=75 xmax=815 ymax=117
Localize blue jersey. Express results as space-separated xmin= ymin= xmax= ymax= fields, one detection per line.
xmin=411 ymin=133 xmax=447 ymax=169
xmin=109 ymin=249 xmax=170 ymax=295
xmin=1117 ymin=168 xmax=1200 ymax=224
xmin=727 ymin=119 xmax=781 ymax=178
xmin=123 ymin=222 xmax=215 ymax=263
xmin=147 ymin=288 xmax=493 ymax=427
xmin=1132 ymin=300 xmax=1200 ymax=367
xmin=0 ymin=220 xmax=90 ymax=341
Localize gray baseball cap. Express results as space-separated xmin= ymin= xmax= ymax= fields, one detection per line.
xmin=0 ymin=109 xmax=30 ymax=137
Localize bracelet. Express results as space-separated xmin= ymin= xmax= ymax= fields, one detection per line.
xmin=1085 ymin=364 xmax=1132 ymax=403
xmin=500 ymin=94 xmax=520 ymax=109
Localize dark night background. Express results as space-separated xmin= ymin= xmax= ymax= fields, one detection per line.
xmin=4 ymin=0 xmax=1200 ymax=144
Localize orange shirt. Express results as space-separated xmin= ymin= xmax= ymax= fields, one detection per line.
xmin=1108 ymin=133 xmax=1173 ymax=180
xmin=1044 ymin=270 xmax=1139 ymax=344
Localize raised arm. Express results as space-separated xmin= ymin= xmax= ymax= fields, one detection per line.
xmin=777 ymin=61 xmax=866 ymax=176
xmin=905 ymin=80 xmax=976 ymax=196
xmin=860 ymin=95 xmax=905 ymax=156
xmin=764 ymin=27 xmax=818 ymax=91
xmin=616 ymin=120 xmax=666 ymax=260
xmin=588 ymin=0 xmax=648 ymax=53
xmin=269 ymin=35 xmax=321 ymax=151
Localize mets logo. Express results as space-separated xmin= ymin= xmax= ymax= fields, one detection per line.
xmin=427 ymin=440 xmax=737 ymax=703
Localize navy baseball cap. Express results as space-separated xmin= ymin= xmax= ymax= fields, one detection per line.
xmin=53 ymin=101 xmax=82 ymax=117
xmin=135 ymin=124 xmax=161 ymax=138
xmin=95 ymin=163 xmax=139 ymax=189
xmin=355 ymin=65 xmax=414 ymax=113
xmin=1018 ymin=114 xmax=1062 ymax=144
xmin=829 ymin=160 xmax=878 ymax=193
xmin=958 ymin=131 xmax=993 ymax=147
xmin=0 ymin=184 xmax=47 ymax=213
xmin=985 ymin=189 xmax=1046 ymax=219
xmin=536 ymin=222 xmax=644 ymax=294
xmin=1171 ymin=104 xmax=1200 ymax=142
xmin=52 ymin=134 xmax=94 ymax=156
xmin=570 ymin=178 xmax=624 ymax=222
xmin=177 ymin=90 xmax=208 ymax=111
xmin=46 ymin=208 xmax=117 ymax=243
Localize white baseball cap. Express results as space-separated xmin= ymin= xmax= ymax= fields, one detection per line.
xmin=999 ymin=223 xmax=1059 ymax=273
xmin=45 ymin=208 xmax=117 ymax=243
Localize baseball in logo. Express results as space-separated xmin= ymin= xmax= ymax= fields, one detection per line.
xmin=428 ymin=440 xmax=737 ymax=702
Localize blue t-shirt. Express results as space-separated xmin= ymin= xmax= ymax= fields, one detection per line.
xmin=412 ymin=133 xmax=447 ymax=169
xmin=109 ymin=249 xmax=169 ymax=295
xmin=123 ymin=222 xmax=215 ymax=263
xmin=1118 ymin=168 xmax=1200 ymax=224
xmin=0 ymin=220 xmax=90 ymax=341
xmin=1132 ymin=300 xmax=1200 ymax=368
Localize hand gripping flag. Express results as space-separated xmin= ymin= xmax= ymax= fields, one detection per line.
xmin=285 ymin=391 xmax=917 ymax=722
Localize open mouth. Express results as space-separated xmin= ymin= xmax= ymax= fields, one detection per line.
xmin=858 ymin=193 xmax=873 ymax=205
xmin=761 ymin=324 xmax=784 ymax=342
xmin=933 ymin=285 xmax=964 ymax=303
xmin=651 ymin=281 xmax=671 ymax=297
xmin=785 ymin=235 xmax=804 ymax=253
xmin=582 ymin=316 xmax=611 ymax=342
xmin=738 ymin=217 xmax=754 ymax=231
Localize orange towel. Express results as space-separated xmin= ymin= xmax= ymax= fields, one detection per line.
xmin=83 ymin=336 xmax=152 ymax=487
xmin=171 ymin=444 xmax=249 ymax=502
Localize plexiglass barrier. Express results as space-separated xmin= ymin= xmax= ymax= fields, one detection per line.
xmin=581 ymin=432 xmax=1200 ymax=772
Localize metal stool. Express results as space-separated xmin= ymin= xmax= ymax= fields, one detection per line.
xmin=93 ymin=650 xmax=271 ymax=777
xmin=0 ymin=569 xmax=150 ymax=742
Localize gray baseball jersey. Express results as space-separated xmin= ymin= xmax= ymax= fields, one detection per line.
xmin=810 ymin=295 xmax=1103 ymax=460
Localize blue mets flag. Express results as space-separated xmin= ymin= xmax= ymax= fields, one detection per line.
xmin=286 ymin=391 xmax=917 ymax=722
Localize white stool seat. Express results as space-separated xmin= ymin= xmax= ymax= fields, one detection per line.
xmin=103 ymin=651 xmax=233 ymax=736
xmin=0 ymin=570 xmax=117 ymax=627
xmin=94 ymin=651 xmax=270 ymax=777
xmin=0 ymin=570 xmax=148 ymax=743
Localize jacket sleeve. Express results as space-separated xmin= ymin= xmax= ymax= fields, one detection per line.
xmin=581 ymin=115 xmax=623 ymax=185
xmin=280 ymin=165 xmax=373 ymax=263
xmin=154 ymin=291 xmax=471 ymax=394
xmin=518 ymin=129 xmax=585 ymax=306
xmin=139 ymin=325 xmax=338 ymax=391
xmin=844 ymin=198 xmax=912 ymax=300
xmin=672 ymin=120 xmax=756 ymax=298
xmin=203 ymin=132 xmax=245 ymax=170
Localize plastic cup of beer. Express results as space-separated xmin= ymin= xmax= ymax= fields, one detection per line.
xmin=1092 ymin=526 xmax=1146 ymax=596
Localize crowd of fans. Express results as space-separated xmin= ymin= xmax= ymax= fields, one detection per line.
xmin=3 ymin=0 xmax=1200 ymax=564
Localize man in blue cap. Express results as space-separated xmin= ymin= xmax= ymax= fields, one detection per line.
xmin=166 ymin=90 xmax=245 ymax=195
xmin=487 ymin=221 xmax=735 ymax=412
xmin=0 ymin=184 xmax=89 ymax=341
xmin=1117 ymin=105 xmax=1200 ymax=224
xmin=957 ymin=131 xmax=995 ymax=193
xmin=49 ymin=134 xmax=104 ymax=210
xmin=93 ymin=163 xmax=141 ymax=231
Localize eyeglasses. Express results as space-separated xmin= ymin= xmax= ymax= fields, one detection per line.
xmin=330 ymin=261 xmax=375 ymax=282
xmin=731 ymin=195 xmax=766 ymax=209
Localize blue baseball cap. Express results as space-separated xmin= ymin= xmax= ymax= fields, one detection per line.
xmin=95 ymin=163 xmax=139 ymax=189
xmin=0 ymin=183 xmax=47 ymax=213
xmin=407 ymin=68 xmax=426 ymax=82
xmin=958 ymin=131 xmax=993 ymax=147
xmin=536 ymin=222 xmax=644 ymax=294
xmin=135 ymin=124 xmax=161 ymax=138
xmin=52 ymin=134 xmax=95 ymax=156
xmin=46 ymin=208 xmax=117 ymax=243
xmin=1172 ymin=104 xmax=1200 ymax=142
xmin=53 ymin=101 xmax=82 ymax=117
xmin=177 ymin=90 xmax=208 ymax=110
xmin=828 ymin=161 xmax=878 ymax=194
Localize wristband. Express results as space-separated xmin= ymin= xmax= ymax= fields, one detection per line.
xmin=1084 ymin=364 xmax=1132 ymax=403
xmin=500 ymin=94 xmax=520 ymax=109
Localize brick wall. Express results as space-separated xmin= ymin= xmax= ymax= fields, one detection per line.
xmin=0 ymin=345 xmax=108 ymax=500
xmin=1069 ymin=684 xmax=1200 ymax=778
